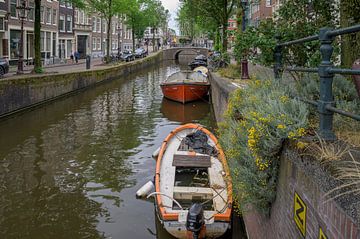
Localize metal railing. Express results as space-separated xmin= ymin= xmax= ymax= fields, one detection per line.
xmin=274 ymin=25 xmax=360 ymax=140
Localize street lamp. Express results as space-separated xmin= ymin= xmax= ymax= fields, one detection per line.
xmin=16 ymin=0 xmax=30 ymax=74
xmin=240 ymin=0 xmax=250 ymax=79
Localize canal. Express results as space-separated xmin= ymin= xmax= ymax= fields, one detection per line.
xmin=0 ymin=60 xmax=218 ymax=239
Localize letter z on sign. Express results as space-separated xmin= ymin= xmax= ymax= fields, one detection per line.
xmin=294 ymin=192 xmax=307 ymax=237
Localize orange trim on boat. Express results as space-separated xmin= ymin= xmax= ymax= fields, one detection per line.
xmin=155 ymin=123 xmax=233 ymax=222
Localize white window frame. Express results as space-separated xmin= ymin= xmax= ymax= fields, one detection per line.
xmin=46 ymin=8 xmax=52 ymax=24
xmin=66 ymin=15 xmax=72 ymax=32
xmin=59 ymin=15 xmax=65 ymax=32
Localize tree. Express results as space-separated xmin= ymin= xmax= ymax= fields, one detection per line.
xmin=340 ymin=0 xmax=360 ymax=68
xmin=87 ymin=0 xmax=122 ymax=62
xmin=121 ymin=0 xmax=148 ymax=52
xmin=33 ymin=0 xmax=85 ymax=73
xmin=33 ymin=0 xmax=41 ymax=73
xmin=145 ymin=0 xmax=168 ymax=52
xmin=177 ymin=0 xmax=236 ymax=52
xmin=234 ymin=0 xmax=339 ymax=68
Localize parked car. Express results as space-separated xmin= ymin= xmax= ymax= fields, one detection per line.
xmin=134 ymin=48 xmax=147 ymax=58
xmin=194 ymin=54 xmax=207 ymax=63
xmin=0 ymin=58 xmax=9 ymax=76
xmin=120 ymin=50 xmax=135 ymax=62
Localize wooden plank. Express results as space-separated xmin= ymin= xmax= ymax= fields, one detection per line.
xmin=173 ymin=186 xmax=213 ymax=200
xmin=172 ymin=154 xmax=211 ymax=168
xmin=208 ymin=156 xmax=228 ymax=211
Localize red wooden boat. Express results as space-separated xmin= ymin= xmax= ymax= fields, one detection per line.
xmin=161 ymin=71 xmax=210 ymax=104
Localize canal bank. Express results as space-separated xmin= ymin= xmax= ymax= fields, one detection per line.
xmin=0 ymin=52 xmax=162 ymax=118
xmin=208 ymin=68 xmax=359 ymax=239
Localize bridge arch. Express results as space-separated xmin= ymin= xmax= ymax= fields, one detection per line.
xmin=162 ymin=47 xmax=209 ymax=61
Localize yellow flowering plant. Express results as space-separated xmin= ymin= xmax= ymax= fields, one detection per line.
xmin=219 ymin=76 xmax=309 ymax=214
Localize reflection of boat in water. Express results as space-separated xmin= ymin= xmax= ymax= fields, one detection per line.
xmin=153 ymin=124 xmax=232 ymax=239
xmin=161 ymin=71 xmax=210 ymax=104
xmin=160 ymin=98 xmax=209 ymax=123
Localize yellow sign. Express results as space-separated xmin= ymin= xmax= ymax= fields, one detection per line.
xmin=318 ymin=227 xmax=327 ymax=239
xmin=294 ymin=192 xmax=307 ymax=237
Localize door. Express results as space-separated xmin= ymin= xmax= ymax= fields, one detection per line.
xmin=77 ymin=35 xmax=87 ymax=58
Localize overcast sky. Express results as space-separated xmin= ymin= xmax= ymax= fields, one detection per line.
xmin=160 ymin=0 xmax=180 ymax=34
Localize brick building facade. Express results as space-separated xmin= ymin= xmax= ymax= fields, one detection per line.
xmin=0 ymin=0 xmax=134 ymax=64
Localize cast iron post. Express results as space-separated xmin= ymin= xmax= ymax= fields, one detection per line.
xmin=274 ymin=35 xmax=282 ymax=80
xmin=318 ymin=28 xmax=336 ymax=140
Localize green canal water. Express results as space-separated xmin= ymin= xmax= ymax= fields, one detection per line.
xmin=0 ymin=61 xmax=218 ymax=239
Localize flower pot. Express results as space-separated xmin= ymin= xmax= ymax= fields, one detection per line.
xmin=352 ymin=59 xmax=360 ymax=98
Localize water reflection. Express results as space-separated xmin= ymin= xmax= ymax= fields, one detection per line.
xmin=161 ymin=98 xmax=210 ymax=123
xmin=0 ymin=62 xmax=215 ymax=239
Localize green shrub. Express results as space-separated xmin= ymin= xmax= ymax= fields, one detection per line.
xmin=219 ymin=77 xmax=309 ymax=213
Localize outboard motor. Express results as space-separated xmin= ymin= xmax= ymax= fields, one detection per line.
xmin=186 ymin=203 xmax=205 ymax=239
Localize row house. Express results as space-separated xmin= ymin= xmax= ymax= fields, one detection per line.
xmin=58 ymin=0 xmax=73 ymax=59
xmin=3 ymin=0 xmax=59 ymax=64
xmin=90 ymin=15 xmax=133 ymax=58
xmin=247 ymin=0 xmax=272 ymax=27
xmin=0 ymin=0 xmax=133 ymax=64
xmin=144 ymin=27 xmax=163 ymax=49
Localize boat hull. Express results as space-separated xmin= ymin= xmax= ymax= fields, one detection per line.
xmin=160 ymin=83 xmax=210 ymax=104
xmin=155 ymin=123 xmax=233 ymax=239
xmin=163 ymin=220 xmax=229 ymax=239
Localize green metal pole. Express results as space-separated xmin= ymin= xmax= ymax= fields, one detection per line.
xmin=318 ymin=28 xmax=336 ymax=140
xmin=274 ymin=35 xmax=282 ymax=80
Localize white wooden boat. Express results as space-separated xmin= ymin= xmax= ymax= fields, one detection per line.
xmin=153 ymin=123 xmax=232 ymax=239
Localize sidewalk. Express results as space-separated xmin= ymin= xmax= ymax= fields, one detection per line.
xmin=3 ymin=52 xmax=158 ymax=80
xmin=8 ymin=57 xmax=104 ymax=75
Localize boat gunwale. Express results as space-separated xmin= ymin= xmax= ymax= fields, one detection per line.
xmin=160 ymin=82 xmax=210 ymax=86
xmin=155 ymin=123 xmax=233 ymax=222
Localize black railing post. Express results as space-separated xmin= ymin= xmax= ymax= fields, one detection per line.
xmin=274 ymin=35 xmax=282 ymax=79
xmin=318 ymin=28 xmax=336 ymax=140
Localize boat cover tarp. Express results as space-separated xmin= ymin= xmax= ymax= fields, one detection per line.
xmin=183 ymin=130 xmax=217 ymax=156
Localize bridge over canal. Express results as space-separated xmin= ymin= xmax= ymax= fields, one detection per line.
xmin=162 ymin=47 xmax=209 ymax=61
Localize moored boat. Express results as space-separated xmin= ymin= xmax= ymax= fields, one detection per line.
xmin=161 ymin=71 xmax=210 ymax=104
xmin=193 ymin=66 xmax=209 ymax=76
xmin=152 ymin=123 xmax=232 ymax=239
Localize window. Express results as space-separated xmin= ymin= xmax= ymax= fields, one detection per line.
xmin=66 ymin=1 xmax=72 ymax=9
xmin=79 ymin=11 xmax=84 ymax=24
xmin=59 ymin=0 xmax=65 ymax=7
xmin=40 ymin=31 xmax=45 ymax=51
xmin=46 ymin=8 xmax=52 ymax=24
xmin=66 ymin=40 xmax=72 ymax=57
xmin=28 ymin=1 xmax=34 ymax=20
xmin=92 ymin=38 xmax=96 ymax=50
xmin=10 ymin=30 xmax=21 ymax=59
xmin=97 ymin=18 xmax=101 ymax=33
xmin=66 ymin=15 xmax=72 ymax=32
xmin=52 ymin=9 xmax=57 ymax=25
xmin=46 ymin=32 xmax=51 ymax=51
xmin=10 ymin=0 xmax=17 ymax=18
xmin=40 ymin=6 xmax=44 ymax=22
xmin=266 ymin=0 xmax=271 ymax=7
xmin=102 ymin=20 xmax=106 ymax=33
xmin=59 ymin=15 xmax=65 ymax=32
xmin=92 ymin=17 xmax=96 ymax=32
xmin=52 ymin=32 xmax=56 ymax=56
xmin=0 ymin=18 xmax=4 ymax=31
xmin=112 ymin=22 xmax=115 ymax=34
xmin=97 ymin=38 xmax=101 ymax=50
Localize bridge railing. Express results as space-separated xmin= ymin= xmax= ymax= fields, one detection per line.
xmin=274 ymin=25 xmax=360 ymax=140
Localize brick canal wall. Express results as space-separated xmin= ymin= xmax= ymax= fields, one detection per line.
xmin=208 ymin=72 xmax=238 ymax=122
xmin=209 ymin=68 xmax=360 ymax=239
xmin=0 ymin=52 xmax=162 ymax=118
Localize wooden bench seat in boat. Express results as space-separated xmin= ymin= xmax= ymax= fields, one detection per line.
xmin=172 ymin=154 xmax=211 ymax=168
xmin=173 ymin=186 xmax=213 ymax=200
